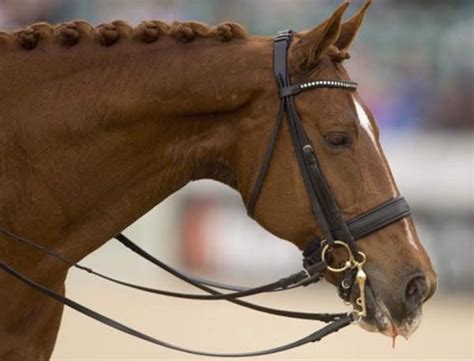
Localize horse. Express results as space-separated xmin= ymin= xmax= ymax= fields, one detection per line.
xmin=0 ymin=2 xmax=437 ymax=360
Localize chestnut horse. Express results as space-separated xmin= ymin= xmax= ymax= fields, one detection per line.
xmin=0 ymin=2 xmax=436 ymax=360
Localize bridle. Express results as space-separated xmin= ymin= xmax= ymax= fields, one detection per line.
xmin=0 ymin=30 xmax=411 ymax=357
xmin=246 ymin=29 xmax=412 ymax=317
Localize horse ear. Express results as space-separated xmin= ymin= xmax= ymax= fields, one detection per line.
xmin=290 ymin=2 xmax=349 ymax=73
xmin=335 ymin=0 xmax=372 ymax=50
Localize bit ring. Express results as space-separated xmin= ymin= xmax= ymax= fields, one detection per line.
xmin=355 ymin=251 xmax=367 ymax=266
xmin=321 ymin=240 xmax=354 ymax=273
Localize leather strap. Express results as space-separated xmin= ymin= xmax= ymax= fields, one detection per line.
xmin=247 ymin=30 xmax=411 ymax=262
xmin=0 ymin=225 xmax=344 ymax=322
xmin=247 ymin=101 xmax=284 ymax=215
xmin=116 ymin=233 xmax=344 ymax=322
xmin=0 ymin=258 xmax=354 ymax=358
xmin=344 ymin=196 xmax=411 ymax=240
xmin=0 ymin=223 xmax=318 ymax=301
xmin=260 ymin=30 xmax=358 ymax=251
xmin=274 ymin=31 xmax=339 ymax=247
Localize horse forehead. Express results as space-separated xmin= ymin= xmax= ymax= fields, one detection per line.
xmin=298 ymin=88 xmax=357 ymax=123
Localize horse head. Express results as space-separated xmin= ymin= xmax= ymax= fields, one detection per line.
xmin=237 ymin=2 xmax=437 ymax=339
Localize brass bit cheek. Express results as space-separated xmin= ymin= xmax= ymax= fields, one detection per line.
xmin=355 ymin=261 xmax=368 ymax=317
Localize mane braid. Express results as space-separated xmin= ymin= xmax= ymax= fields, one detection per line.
xmin=0 ymin=19 xmax=249 ymax=50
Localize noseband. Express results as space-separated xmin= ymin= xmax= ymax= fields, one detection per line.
xmin=0 ymin=30 xmax=411 ymax=357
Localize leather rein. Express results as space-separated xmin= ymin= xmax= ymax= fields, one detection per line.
xmin=0 ymin=30 xmax=411 ymax=357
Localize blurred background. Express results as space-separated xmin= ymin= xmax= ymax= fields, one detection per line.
xmin=1 ymin=0 xmax=472 ymax=360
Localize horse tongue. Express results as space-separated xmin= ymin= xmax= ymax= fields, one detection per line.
xmin=389 ymin=326 xmax=399 ymax=349
xmin=392 ymin=335 xmax=397 ymax=349
xmin=386 ymin=317 xmax=399 ymax=348
xmin=394 ymin=331 xmax=411 ymax=348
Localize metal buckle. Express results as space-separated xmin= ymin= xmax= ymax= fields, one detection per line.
xmin=349 ymin=310 xmax=362 ymax=324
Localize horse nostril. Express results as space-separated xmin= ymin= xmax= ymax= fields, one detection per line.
xmin=406 ymin=279 xmax=419 ymax=297
xmin=404 ymin=275 xmax=428 ymax=311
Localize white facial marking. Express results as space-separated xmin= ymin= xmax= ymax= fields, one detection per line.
xmin=352 ymin=96 xmax=378 ymax=145
xmin=352 ymin=95 xmax=419 ymax=250
xmin=352 ymin=95 xmax=397 ymax=196
xmin=402 ymin=218 xmax=419 ymax=250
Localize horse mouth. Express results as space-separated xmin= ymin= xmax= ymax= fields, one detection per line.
xmin=355 ymin=283 xmax=422 ymax=341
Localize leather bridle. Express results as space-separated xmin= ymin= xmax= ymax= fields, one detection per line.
xmin=248 ymin=30 xmax=410 ymax=253
xmin=0 ymin=30 xmax=412 ymax=357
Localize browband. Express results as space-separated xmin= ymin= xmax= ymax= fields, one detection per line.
xmin=280 ymin=80 xmax=358 ymax=98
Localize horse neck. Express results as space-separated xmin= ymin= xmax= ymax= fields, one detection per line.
xmin=0 ymin=37 xmax=273 ymax=275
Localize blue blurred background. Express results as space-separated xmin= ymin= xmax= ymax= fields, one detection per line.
xmin=1 ymin=1 xmax=472 ymax=359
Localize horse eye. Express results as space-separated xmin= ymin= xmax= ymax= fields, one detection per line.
xmin=325 ymin=133 xmax=350 ymax=148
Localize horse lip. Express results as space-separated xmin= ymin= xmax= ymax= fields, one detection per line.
xmin=371 ymin=297 xmax=397 ymax=336
xmin=354 ymin=282 xmax=397 ymax=335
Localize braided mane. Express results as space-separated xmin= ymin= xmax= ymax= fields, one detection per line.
xmin=0 ymin=19 xmax=353 ymax=63
xmin=0 ymin=20 xmax=248 ymax=50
